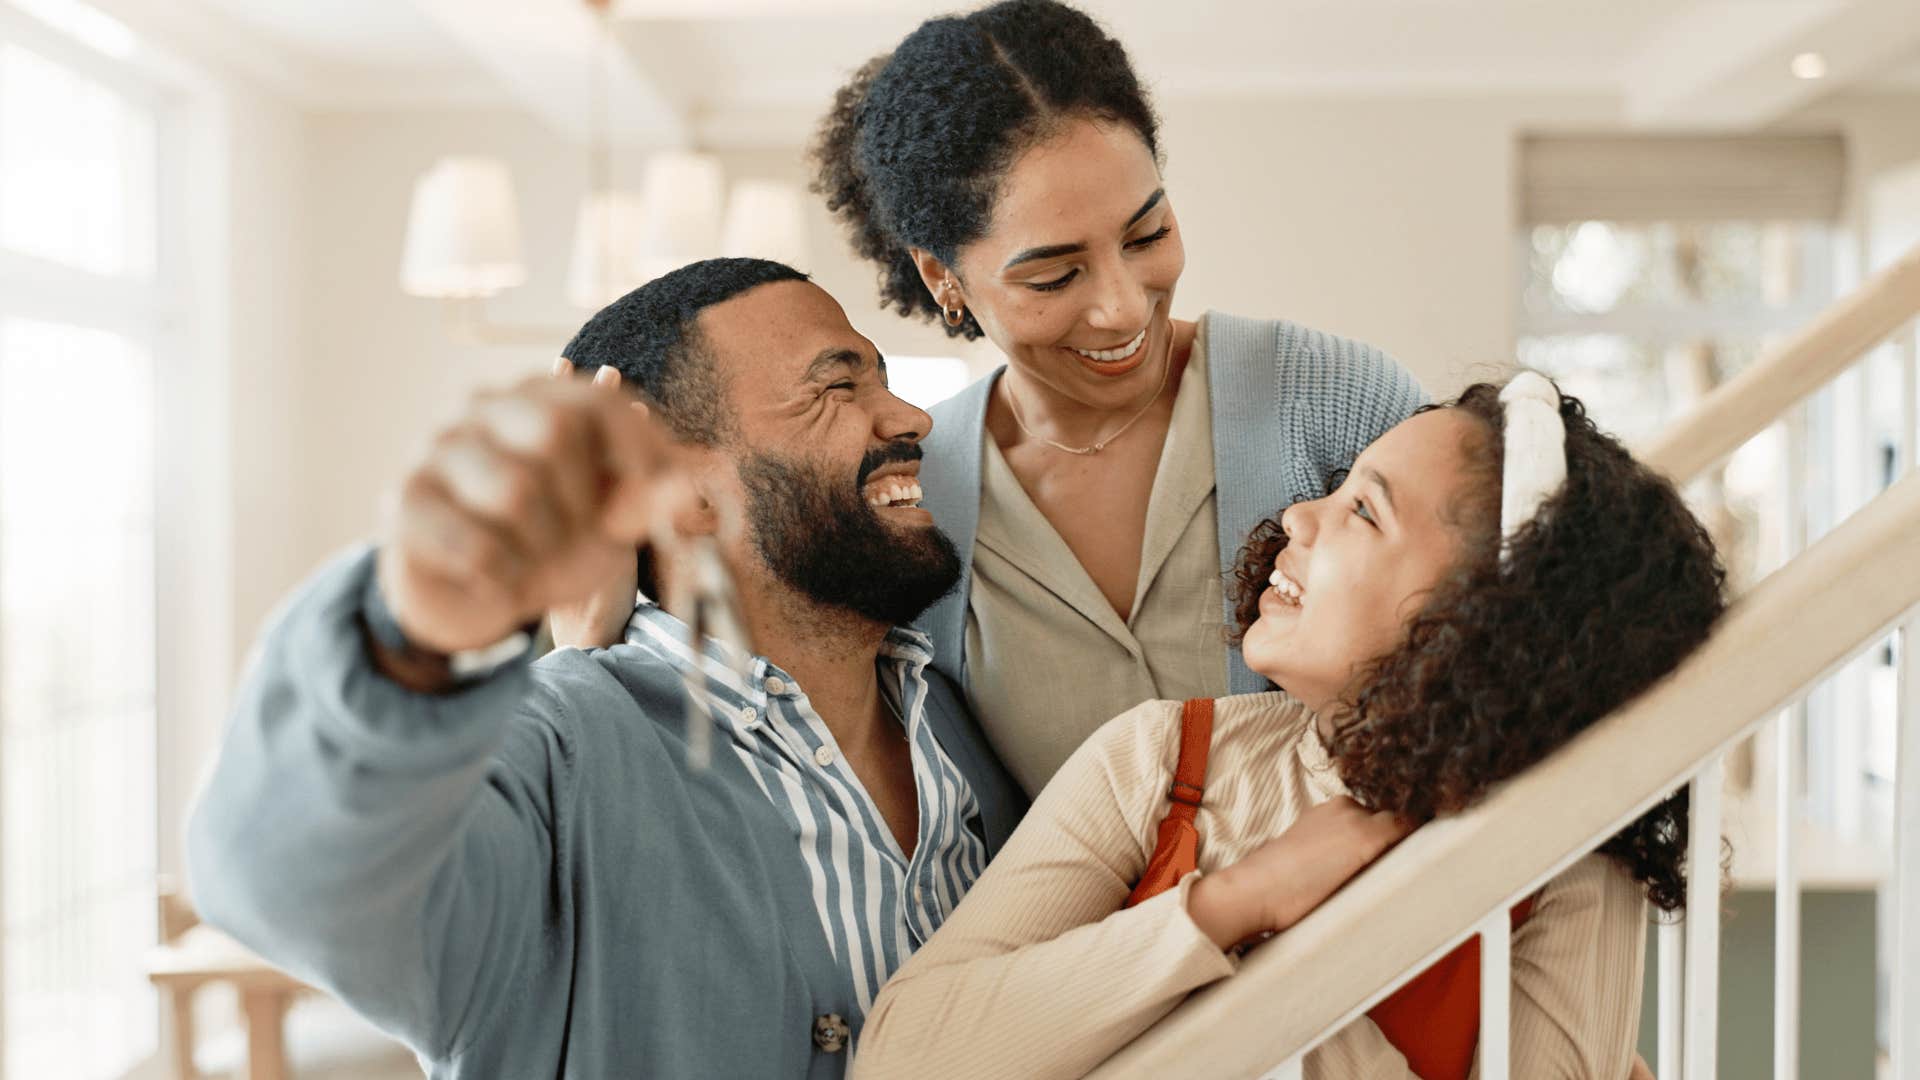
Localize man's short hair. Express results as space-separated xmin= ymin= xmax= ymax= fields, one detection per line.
xmin=563 ymin=257 xmax=810 ymax=446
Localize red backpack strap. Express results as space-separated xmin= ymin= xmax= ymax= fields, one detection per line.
xmin=1124 ymin=699 xmax=1215 ymax=908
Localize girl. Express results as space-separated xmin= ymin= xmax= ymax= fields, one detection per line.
xmin=853 ymin=376 xmax=1726 ymax=1079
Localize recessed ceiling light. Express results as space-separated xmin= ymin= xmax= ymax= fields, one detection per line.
xmin=1791 ymin=52 xmax=1828 ymax=80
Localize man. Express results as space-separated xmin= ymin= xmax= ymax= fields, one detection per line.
xmin=187 ymin=258 xmax=1026 ymax=1078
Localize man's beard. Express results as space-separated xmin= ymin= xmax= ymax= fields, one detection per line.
xmin=738 ymin=443 xmax=962 ymax=629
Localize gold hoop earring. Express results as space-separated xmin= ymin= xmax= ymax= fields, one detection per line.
xmin=940 ymin=281 xmax=965 ymax=328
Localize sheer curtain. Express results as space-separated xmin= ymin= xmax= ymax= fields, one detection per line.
xmin=0 ymin=3 xmax=162 ymax=1076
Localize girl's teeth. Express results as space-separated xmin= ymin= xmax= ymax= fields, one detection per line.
xmin=1071 ymin=328 xmax=1147 ymax=363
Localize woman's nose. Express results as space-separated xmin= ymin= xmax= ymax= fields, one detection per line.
xmin=1085 ymin=264 xmax=1150 ymax=332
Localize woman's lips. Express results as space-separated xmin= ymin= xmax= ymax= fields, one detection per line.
xmin=1064 ymin=322 xmax=1153 ymax=378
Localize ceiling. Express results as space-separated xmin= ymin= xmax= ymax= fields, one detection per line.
xmin=162 ymin=0 xmax=1920 ymax=141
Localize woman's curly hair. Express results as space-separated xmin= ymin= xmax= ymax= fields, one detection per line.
xmin=809 ymin=0 xmax=1159 ymax=340
xmin=1230 ymin=382 xmax=1728 ymax=913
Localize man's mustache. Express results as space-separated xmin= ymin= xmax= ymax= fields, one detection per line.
xmin=856 ymin=441 xmax=923 ymax=486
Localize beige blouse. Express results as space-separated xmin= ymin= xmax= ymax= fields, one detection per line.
xmin=966 ymin=327 xmax=1231 ymax=796
xmin=854 ymin=693 xmax=1648 ymax=1080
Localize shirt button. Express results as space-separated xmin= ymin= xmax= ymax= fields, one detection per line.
xmin=813 ymin=745 xmax=836 ymax=768
xmin=812 ymin=1013 xmax=849 ymax=1053
xmin=764 ymin=676 xmax=787 ymax=696
xmin=737 ymin=706 xmax=757 ymax=724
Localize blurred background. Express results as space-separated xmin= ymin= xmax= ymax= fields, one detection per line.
xmin=0 ymin=0 xmax=1916 ymax=1076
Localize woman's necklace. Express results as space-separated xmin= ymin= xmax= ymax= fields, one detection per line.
xmin=1004 ymin=351 xmax=1172 ymax=456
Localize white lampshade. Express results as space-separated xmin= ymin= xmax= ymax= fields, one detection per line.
xmin=400 ymin=156 xmax=528 ymax=299
xmin=567 ymin=190 xmax=646 ymax=310
xmin=632 ymin=150 xmax=724 ymax=285
xmin=720 ymin=179 xmax=810 ymax=270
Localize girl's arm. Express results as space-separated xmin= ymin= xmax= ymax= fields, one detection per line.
xmin=854 ymin=701 xmax=1403 ymax=1080
xmin=853 ymin=700 xmax=1235 ymax=1080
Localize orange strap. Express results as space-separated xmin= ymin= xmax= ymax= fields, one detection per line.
xmin=1123 ymin=698 xmax=1540 ymax=1080
xmin=1124 ymin=698 xmax=1213 ymax=908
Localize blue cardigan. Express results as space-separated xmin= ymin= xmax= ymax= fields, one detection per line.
xmin=187 ymin=547 xmax=1027 ymax=1079
xmin=915 ymin=311 xmax=1428 ymax=696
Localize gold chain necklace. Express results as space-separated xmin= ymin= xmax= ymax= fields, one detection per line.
xmin=1004 ymin=353 xmax=1172 ymax=456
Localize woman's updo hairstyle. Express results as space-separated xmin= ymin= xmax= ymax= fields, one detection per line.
xmin=811 ymin=0 xmax=1160 ymax=339
xmin=1231 ymin=382 xmax=1729 ymax=913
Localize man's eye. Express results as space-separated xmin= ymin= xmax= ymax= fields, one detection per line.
xmin=827 ymin=381 xmax=856 ymax=393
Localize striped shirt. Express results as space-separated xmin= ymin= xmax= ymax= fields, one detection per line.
xmin=622 ymin=602 xmax=991 ymax=1018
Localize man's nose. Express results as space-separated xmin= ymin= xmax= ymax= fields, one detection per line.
xmin=874 ymin=388 xmax=931 ymax=444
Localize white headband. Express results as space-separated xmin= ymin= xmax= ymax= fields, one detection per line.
xmin=1497 ymin=371 xmax=1567 ymax=551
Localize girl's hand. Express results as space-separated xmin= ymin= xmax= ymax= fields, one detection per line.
xmin=1187 ymin=796 xmax=1412 ymax=950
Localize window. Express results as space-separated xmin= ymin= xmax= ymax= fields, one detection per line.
xmin=0 ymin=2 xmax=164 ymax=1076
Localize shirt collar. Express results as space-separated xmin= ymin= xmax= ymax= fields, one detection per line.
xmin=623 ymin=596 xmax=933 ymax=700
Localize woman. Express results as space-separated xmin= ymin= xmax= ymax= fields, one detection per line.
xmin=851 ymin=376 xmax=1727 ymax=1078
xmin=812 ymin=0 xmax=1427 ymax=795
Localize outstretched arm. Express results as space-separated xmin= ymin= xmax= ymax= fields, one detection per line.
xmin=189 ymin=372 xmax=690 ymax=1058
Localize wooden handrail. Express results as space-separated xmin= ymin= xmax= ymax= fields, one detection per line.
xmin=1638 ymin=241 xmax=1920 ymax=482
xmin=1089 ymin=469 xmax=1920 ymax=1078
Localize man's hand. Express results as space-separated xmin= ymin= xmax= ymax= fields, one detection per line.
xmin=545 ymin=359 xmax=646 ymax=650
xmin=375 ymin=370 xmax=690 ymax=661
xmin=1187 ymin=796 xmax=1412 ymax=950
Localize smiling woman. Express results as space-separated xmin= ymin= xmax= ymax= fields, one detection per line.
xmin=811 ymin=0 xmax=1427 ymax=795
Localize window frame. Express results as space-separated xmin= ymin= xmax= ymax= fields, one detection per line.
xmin=0 ymin=5 xmax=202 ymax=1076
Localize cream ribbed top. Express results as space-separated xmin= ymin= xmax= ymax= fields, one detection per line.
xmin=854 ymin=693 xmax=1648 ymax=1079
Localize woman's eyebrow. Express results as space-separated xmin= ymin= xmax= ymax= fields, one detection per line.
xmin=1000 ymin=189 xmax=1168 ymax=271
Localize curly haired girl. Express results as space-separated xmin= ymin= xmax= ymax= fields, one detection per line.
xmin=853 ymin=375 xmax=1727 ymax=1079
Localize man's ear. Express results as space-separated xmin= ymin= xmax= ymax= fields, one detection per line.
xmin=909 ymin=248 xmax=961 ymax=309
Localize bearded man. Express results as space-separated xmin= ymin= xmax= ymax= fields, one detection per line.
xmin=187 ymin=259 xmax=1025 ymax=1079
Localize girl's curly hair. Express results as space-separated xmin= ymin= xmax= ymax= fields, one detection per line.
xmin=1230 ymin=382 xmax=1728 ymax=913
xmin=809 ymin=0 xmax=1159 ymax=340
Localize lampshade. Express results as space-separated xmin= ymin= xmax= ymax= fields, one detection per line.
xmin=720 ymin=179 xmax=810 ymax=270
xmin=632 ymin=151 xmax=725 ymax=285
xmin=566 ymin=190 xmax=646 ymax=310
xmin=400 ymin=156 xmax=528 ymax=299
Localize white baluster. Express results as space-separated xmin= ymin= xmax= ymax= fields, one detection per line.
xmin=1894 ymin=322 xmax=1919 ymax=1080
xmin=1479 ymin=910 xmax=1511 ymax=1080
xmin=1774 ymin=708 xmax=1801 ymax=1080
xmin=1776 ymin=404 xmax=1809 ymax=1080
xmin=1686 ymin=757 xmax=1724 ymax=1079
xmin=1659 ymin=918 xmax=1684 ymax=1078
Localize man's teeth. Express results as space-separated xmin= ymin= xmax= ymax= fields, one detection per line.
xmin=865 ymin=480 xmax=924 ymax=509
xmin=1071 ymin=328 xmax=1147 ymax=363
xmin=1268 ymin=568 xmax=1304 ymax=605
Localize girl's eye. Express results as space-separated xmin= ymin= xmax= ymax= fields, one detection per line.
xmin=1127 ymin=225 xmax=1172 ymax=249
xmin=1027 ymin=270 xmax=1079 ymax=293
xmin=1352 ymin=498 xmax=1376 ymax=526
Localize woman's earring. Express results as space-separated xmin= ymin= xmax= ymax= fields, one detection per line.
xmin=940 ymin=281 xmax=965 ymax=328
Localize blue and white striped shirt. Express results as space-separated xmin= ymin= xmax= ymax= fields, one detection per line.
xmin=622 ymin=603 xmax=990 ymax=1017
